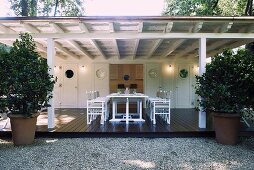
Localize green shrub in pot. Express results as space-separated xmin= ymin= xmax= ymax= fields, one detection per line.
xmin=0 ymin=33 xmax=55 ymax=145
xmin=195 ymin=48 xmax=254 ymax=144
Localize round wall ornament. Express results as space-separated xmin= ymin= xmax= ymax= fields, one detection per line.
xmin=96 ymin=68 xmax=106 ymax=79
xmin=123 ymin=74 xmax=130 ymax=81
xmin=148 ymin=69 xmax=158 ymax=78
xmin=179 ymin=69 xmax=188 ymax=78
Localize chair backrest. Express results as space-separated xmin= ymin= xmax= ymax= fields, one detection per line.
xmin=156 ymin=90 xmax=171 ymax=99
xmin=117 ymin=84 xmax=125 ymax=89
xmin=86 ymin=91 xmax=99 ymax=100
xmin=130 ymin=84 xmax=137 ymax=89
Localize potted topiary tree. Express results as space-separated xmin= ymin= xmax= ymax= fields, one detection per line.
xmin=0 ymin=33 xmax=55 ymax=146
xmin=195 ymin=49 xmax=254 ymax=145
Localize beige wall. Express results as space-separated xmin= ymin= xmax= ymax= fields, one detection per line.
xmin=54 ymin=56 xmax=198 ymax=108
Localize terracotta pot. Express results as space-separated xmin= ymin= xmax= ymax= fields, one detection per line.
xmin=213 ymin=112 xmax=240 ymax=145
xmin=8 ymin=112 xmax=40 ymax=146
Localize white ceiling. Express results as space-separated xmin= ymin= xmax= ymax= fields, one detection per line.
xmin=0 ymin=16 xmax=254 ymax=61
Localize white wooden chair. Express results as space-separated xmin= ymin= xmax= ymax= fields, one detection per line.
xmin=86 ymin=97 xmax=109 ymax=124
xmin=150 ymin=98 xmax=171 ymax=124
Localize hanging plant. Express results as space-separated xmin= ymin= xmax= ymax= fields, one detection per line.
xmin=179 ymin=69 xmax=188 ymax=78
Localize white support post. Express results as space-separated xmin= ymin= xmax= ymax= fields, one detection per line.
xmin=47 ymin=38 xmax=55 ymax=130
xmin=199 ymin=37 xmax=206 ymax=128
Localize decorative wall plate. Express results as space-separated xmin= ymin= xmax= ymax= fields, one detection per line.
xmin=96 ymin=68 xmax=106 ymax=79
xmin=148 ymin=69 xmax=158 ymax=78
xmin=123 ymin=74 xmax=130 ymax=81
xmin=179 ymin=69 xmax=188 ymax=78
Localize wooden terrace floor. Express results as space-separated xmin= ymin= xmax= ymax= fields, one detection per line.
xmin=1 ymin=108 xmax=253 ymax=137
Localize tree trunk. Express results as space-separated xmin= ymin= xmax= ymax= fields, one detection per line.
xmin=54 ymin=0 xmax=59 ymax=16
xmin=21 ymin=0 xmax=28 ymax=16
xmin=30 ymin=0 xmax=38 ymax=16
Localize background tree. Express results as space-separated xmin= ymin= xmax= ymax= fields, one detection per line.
xmin=9 ymin=0 xmax=85 ymax=16
xmin=163 ymin=0 xmax=254 ymax=52
xmin=163 ymin=0 xmax=252 ymax=16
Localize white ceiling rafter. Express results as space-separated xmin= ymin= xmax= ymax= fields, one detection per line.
xmin=208 ymin=39 xmax=253 ymax=56
xmin=79 ymin=22 xmax=107 ymax=59
xmin=161 ymin=39 xmax=185 ymax=58
xmin=51 ymin=22 xmax=93 ymax=59
xmin=55 ymin=42 xmax=79 ymax=60
xmin=214 ymin=22 xmax=233 ymax=33
xmin=247 ymin=24 xmax=254 ymax=32
xmin=109 ymin=22 xmax=120 ymax=59
xmin=161 ymin=24 xmax=200 ymax=58
xmin=0 ymin=24 xmax=15 ymax=33
xmin=79 ymin=22 xmax=89 ymax=32
xmin=1 ymin=32 xmax=254 ymax=40
xmin=0 ymin=18 xmax=254 ymax=61
xmin=206 ymin=39 xmax=233 ymax=53
xmin=132 ymin=22 xmax=143 ymax=60
xmin=147 ymin=39 xmax=163 ymax=58
xmin=22 ymin=22 xmax=41 ymax=33
xmin=164 ymin=22 xmax=174 ymax=33
xmin=192 ymin=22 xmax=203 ymax=33
xmin=176 ymin=41 xmax=199 ymax=58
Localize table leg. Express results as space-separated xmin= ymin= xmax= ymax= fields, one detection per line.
xmin=112 ymin=100 xmax=116 ymax=120
xmin=139 ymin=100 xmax=142 ymax=119
xmin=126 ymin=98 xmax=129 ymax=124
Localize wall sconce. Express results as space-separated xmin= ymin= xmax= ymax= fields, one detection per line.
xmin=168 ymin=64 xmax=173 ymax=72
xmin=194 ymin=66 xmax=199 ymax=73
xmin=54 ymin=66 xmax=62 ymax=71
xmin=80 ymin=65 xmax=86 ymax=71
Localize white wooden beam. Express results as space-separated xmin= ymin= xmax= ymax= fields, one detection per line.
xmin=50 ymin=22 xmax=65 ymax=33
xmin=192 ymin=22 xmax=203 ymax=33
xmin=208 ymin=39 xmax=254 ymax=56
xmin=164 ymin=22 xmax=173 ymax=33
xmin=132 ymin=22 xmax=144 ymax=59
xmin=0 ymin=24 xmax=15 ymax=33
xmin=147 ymin=39 xmax=163 ymax=58
xmin=206 ymin=40 xmax=229 ymax=52
xmin=51 ymin=22 xmax=93 ymax=59
xmin=132 ymin=39 xmax=140 ymax=60
xmin=214 ymin=22 xmax=233 ymax=33
xmin=22 ymin=23 xmax=40 ymax=33
xmin=69 ymin=40 xmax=94 ymax=59
xmin=79 ymin=22 xmax=89 ymax=32
xmin=89 ymin=39 xmax=107 ymax=59
xmin=199 ymin=37 xmax=206 ymax=129
xmin=109 ymin=22 xmax=120 ymax=59
xmin=161 ymin=39 xmax=185 ymax=58
xmin=55 ymin=42 xmax=80 ymax=59
xmin=2 ymin=32 xmax=254 ymax=39
xmin=47 ymin=38 xmax=55 ymax=130
xmin=138 ymin=22 xmax=143 ymax=32
xmin=177 ymin=41 xmax=199 ymax=58
xmin=79 ymin=22 xmax=107 ymax=59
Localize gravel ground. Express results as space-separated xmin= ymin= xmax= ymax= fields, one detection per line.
xmin=0 ymin=137 xmax=254 ymax=170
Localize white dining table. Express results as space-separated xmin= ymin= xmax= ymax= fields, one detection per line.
xmin=107 ymin=93 xmax=148 ymax=124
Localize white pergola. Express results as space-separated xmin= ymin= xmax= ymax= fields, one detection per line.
xmin=1 ymin=16 xmax=254 ymax=130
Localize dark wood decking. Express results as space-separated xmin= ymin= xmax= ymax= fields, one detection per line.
xmin=1 ymin=108 xmax=253 ymax=137
xmin=54 ymin=108 xmax=202 ymax=133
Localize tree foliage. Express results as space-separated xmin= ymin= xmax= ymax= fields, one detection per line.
xmin=163 ymin=0 xmax=253 ymax=16
xmin=195 ymin=49 xmax=254 ymax=113
xmin=9 ymin=0 xmax=85 ymax=16
xmin=0 ymin=33 xmax=55 ymax=116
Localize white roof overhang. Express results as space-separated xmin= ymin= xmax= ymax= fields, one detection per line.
xmin=0 ymin=16 xmax=254 ymax=60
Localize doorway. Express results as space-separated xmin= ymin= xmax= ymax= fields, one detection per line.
xmin=55 ymin=64 xmax=78 ymax=108
xmin=176 ymin=64 xmax=191 ymax=108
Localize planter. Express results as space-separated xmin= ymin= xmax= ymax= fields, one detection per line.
xmin=8 ymin=112 xmax=40 ymax=146
xmin=213 ymin=112 xmax=240 ymax=145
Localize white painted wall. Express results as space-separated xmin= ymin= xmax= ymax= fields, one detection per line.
xmin=93 ymin=63 xmax=109 ymax=97
xmin=53 ymin=56 xmax=198 ymax=108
